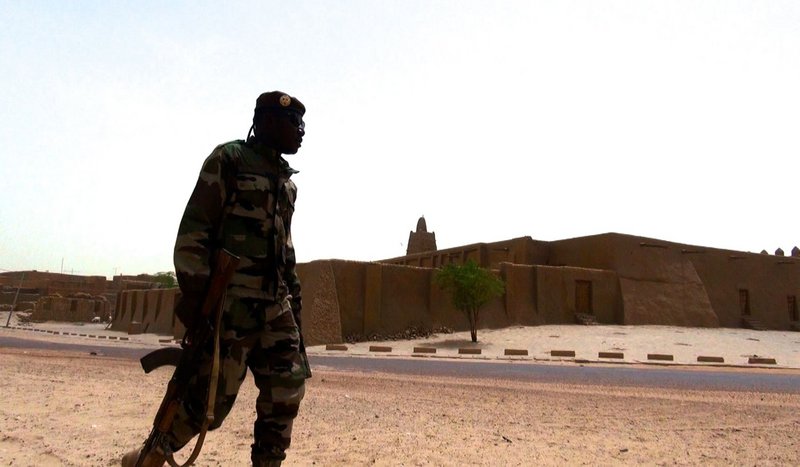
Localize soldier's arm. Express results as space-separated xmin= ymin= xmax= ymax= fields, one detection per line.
xmin=283 ymin=181 xmax=302 ymax=329
xmin=173 ymin=146 xmax=230 ymax=326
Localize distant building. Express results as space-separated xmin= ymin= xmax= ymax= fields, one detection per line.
xmin=0 ymin=270 xmax=162 ymax=323
xmin=0 ymin=270 xmax=108 ymax=297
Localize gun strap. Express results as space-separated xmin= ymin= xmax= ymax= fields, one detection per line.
xmin=166 ymin=290 xmax=227 ymax=467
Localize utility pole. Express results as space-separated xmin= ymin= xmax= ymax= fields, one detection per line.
xmin=4 ymin=272 xmax=25 ymax=328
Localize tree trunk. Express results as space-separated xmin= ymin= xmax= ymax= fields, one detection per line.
xmin=470 ymin=307 xmax=478 ymax=343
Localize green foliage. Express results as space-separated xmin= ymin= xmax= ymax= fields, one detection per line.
xmin=152 ymin=271 xmax=177 ymax=288
xmin=435 ymin=260 xmax=505 ymax=342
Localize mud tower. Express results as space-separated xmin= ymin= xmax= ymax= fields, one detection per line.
xmin=406 ymin=216 xmax=437 ymax=255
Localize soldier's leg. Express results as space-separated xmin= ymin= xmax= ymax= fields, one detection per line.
xmin=165 ymin=333 xmax=252 ymax=451
xmin=247 ymin=311 xmax=310 ymax=465
xmin=121 ymin=334 xmax=241 ymax=466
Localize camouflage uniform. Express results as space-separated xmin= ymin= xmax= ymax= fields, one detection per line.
xmin=169 ymin=139 xmax=311 ymax=464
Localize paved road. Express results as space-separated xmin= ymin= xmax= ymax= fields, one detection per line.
xmin=2 ymin=335 xmax=799 ymax=394
xmin=0 ymin=334 xmax=150 ymax=359
xmin=311 ymin=354 xmax=800 ymax=394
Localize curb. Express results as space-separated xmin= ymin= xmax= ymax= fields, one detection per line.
xmin=748 ymin=357 xmax=777 ymax=365
xmin=599 ymin=351 xmax=624 ymax=359
xmin=3 ymin=325 xmax=154 ymax=345
xmin=697 ymin=356 xmax=724 ymax=363
xmin=647 ymin=353 xmax=674 ymax=362
xmin=312 ymin=343 xmax=788 ymax=369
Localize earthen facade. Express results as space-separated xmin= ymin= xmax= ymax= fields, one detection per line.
xmin=383 ymin=233 xmax=800 ymax=332
xmin=110 ymin=288 xmax=183 ymax=336
xmin=0 ymin=271 xmax=108 ymax=298
xmin=107 ymin=232 xmax=800 ymax=343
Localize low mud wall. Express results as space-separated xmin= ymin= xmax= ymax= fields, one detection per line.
xmin=30 ymin=296 xmax=110 ymax=322
xmin=111 ymin=288 xmax=180 ymax=336
xmin=0 ymin=291 xmax=41 ymax=306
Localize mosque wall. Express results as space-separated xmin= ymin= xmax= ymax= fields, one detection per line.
xmin=688 ymin=249 xmax=800 ymax=330
xmin=383 ymin=231 xmax=800 ymax=331
xmin=498 ymin=262 xmax=540 ymax=325
xmin=534 ymin=265 xmax=621 ymax=325
xmin=384 ymin=236 xmax=550 ymax=270
xmin=294 ymin=260 xmax=620 ymax=343
xmin=548 ymin=234 xmax=719 ymax=327
xmin=295 ymin=261 xmax=344 ymax=346
xmin=106 ymin=232 xmax=800 ymax=343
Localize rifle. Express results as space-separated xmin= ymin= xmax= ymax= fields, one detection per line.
xmin=135 ymin=249 xmax=240 ymax=467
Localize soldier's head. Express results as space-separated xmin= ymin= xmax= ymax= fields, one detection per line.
xmin=249 ymin=91 xmax=306 ymax=154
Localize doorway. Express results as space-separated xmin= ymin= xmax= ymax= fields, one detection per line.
xmin=576 ymin=280 xmax=593 ymax=314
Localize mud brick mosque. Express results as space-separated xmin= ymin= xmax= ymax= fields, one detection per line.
xmin=5 ymin=218 xmax=800 ymax=344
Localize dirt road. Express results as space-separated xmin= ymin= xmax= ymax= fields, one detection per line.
xmin=1 ymin=347 xmax=798 ymax=466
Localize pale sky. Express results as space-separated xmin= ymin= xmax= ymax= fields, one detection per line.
xmin=1 ymin=1 xmax=799 ymax=278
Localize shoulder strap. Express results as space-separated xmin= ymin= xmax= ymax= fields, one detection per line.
xmin=214 ymin=146 xmax=241 ymax=247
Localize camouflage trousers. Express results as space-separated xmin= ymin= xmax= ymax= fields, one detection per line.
xmin=165 ymin=301 xmax=310 ymax=462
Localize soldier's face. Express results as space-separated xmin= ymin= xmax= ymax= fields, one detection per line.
xmin=257 ymin=111 xmax=305 ymax=154
xmin=276 ymin=110 xmax=305 ymax=154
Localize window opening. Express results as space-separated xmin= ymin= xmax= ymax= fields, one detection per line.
xmin=789 ymin=295 xmax=798 ymax=321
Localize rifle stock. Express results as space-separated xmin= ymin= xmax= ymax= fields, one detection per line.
xmin=136 ymin=249 xmax=240 ymax=467
xmin=140 ymin=347 xmax=182 ymax=374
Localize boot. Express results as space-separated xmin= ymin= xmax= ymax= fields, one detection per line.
xmin=251 ymin=457 xmax=282 ymax=467
xmin=121 ymin=447 xmax=167 ymax=467
xmin=251 ymin=441 xmax=285 ymax=467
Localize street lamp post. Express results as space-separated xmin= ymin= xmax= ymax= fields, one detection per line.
xmin=4 ymin=272 xmax=25 ymax=328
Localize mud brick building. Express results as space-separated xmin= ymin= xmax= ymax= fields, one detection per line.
xmin=107 ymin=221 xmax=800 ymax=343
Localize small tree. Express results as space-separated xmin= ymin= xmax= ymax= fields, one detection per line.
xmin=152 ymin=271 xmax=177 ymax=288
xmin=435 ymin=260 xmax=505 ymax=343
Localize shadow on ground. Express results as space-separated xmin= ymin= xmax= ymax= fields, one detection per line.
xmin=419 ymin=338 xmax=485 ymax=348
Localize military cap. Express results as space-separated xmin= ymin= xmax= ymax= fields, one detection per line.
xmin=255 ymin=91 xmax=305 ymax=115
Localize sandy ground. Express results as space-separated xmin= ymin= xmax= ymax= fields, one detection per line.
xmin=1 ymin=343 xmax=799 ymax=467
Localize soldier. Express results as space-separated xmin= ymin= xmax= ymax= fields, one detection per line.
xmin=122 ymin=91 xmax=311 ymax=467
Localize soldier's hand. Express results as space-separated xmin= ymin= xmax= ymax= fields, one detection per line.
xmin=291 ymin=299 xmax=302 ymax=332
xmin=174 ymin=295 xmax=201 ymax=329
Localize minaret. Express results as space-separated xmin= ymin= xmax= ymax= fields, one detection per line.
xmin=406 ymin=216 xmax=437 ymax=255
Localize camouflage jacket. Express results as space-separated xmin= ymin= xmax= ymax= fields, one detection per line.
xmin=174 ymin=139 xmax=301 ymax=326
